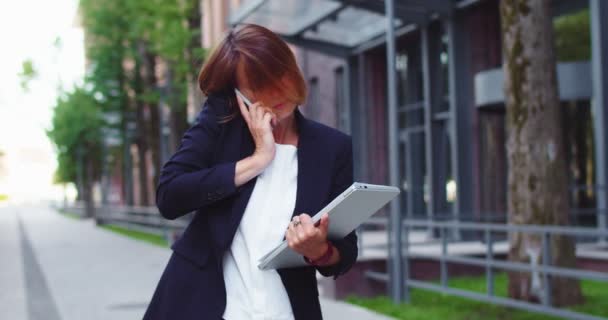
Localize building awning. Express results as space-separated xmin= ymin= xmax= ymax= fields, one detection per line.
xmin=230 ymin=0 xmax=455 ymax=57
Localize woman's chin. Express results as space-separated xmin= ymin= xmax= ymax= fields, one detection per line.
xmin=275 ymin=110 xmax=295 ymax=121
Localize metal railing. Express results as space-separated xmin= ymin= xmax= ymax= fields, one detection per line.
xmin=60 ymin=203 xmax=190 ymax=245
xmin=362 ymin=218 xmax=608 ymax=320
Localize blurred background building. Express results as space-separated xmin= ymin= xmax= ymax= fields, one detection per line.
xmin=77 ymin=0 xmax=607 ymax=235
xmin=65 ymin=0 xmax=607 ymax=244
xmin=210 ymin=0 xmax=607 ymax=233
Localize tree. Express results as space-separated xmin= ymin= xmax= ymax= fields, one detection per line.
xmin=80 ymin=0 xmax=132 ymax=202
xmin=47 ymin=87 xmax=104 ymax=219
xmin=78 ymin=0 xmax=205 ymax=206
xmin=18 ymin=59 xmax=37 ymax=92
xmin=148 ymin=0 xmax=202 ymax=152
xmin=500 ymin=0 xmax=583 ymax=306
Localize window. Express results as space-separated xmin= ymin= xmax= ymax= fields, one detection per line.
xmin=307 ymin=77 xmax=319 ymax=119
xmin=334 ymin=67 xmax=350 ymax=132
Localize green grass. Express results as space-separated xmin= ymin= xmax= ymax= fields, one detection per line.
xmin=100 ymin=224 xmax=169 ymax=248
xmin=56 ymin=209 xmax=169 ymax=248
xmin=58 ymin=209 xmax=81 ymax=220
xmin=347 ymin=273 xmax=608 ymax=320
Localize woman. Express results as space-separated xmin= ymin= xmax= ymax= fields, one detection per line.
xmin=143 ymin=24 xmax=358 ymax=320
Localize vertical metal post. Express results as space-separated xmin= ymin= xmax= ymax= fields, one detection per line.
xmin=541 ymin=232 xmax=552 ymax=306
xmin=403 ymin=220 xmax=411 ymax=302
xmin=357 ymin=53 xmax=369 ymax=181
xmin=406 ymin=46 xmax=426 ymax=220
xmin=343 ymin=60 xmax=353 ymax=134
xmin=590 ymin=0 xmax=608 ymax=243
xmin=446 ymin=13 xmax=474 ymax=235
xmin=349 ymin=57 xmax=365 ymax=259
xmin=485 ymin=228 xmax=494 ymax=296
xmin=385 ymin=0 xmax=404 ymax=303
xmin=405 ymin=133 xmax=415 ymax=220
xmin=421 ymin=26 xmax=436 ymax=237
xmin=440 ymin=227 xmax=448 ymax=287
xmin=357 ymin=227 xmax=363 ymax=257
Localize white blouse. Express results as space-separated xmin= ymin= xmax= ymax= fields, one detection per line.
xmin=222 ymin=143 xmax=298 ymax=320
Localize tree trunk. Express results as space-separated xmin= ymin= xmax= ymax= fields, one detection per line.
xmin=134 ymin=41 xmax=150 ymax=206
xmin=119 ymin=67 xmax=134 ymax=206
xmin=141 ymin=46 xmax=162 ymax=191
xmin=83 ymin=154 xmax=95 ymax=220
xmin=500 ymin=0 xmax=583 ymax=306
xmin=169 ymin=101 xmax=189 ymax=153
xmin=186 ymin=0 xmax=204 ymax=119
xmin=166 ymin=64 xmax=189 ymax=154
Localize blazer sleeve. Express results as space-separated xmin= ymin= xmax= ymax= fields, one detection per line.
xmin=315 ymin=136 xmax=359 ymax=279
xmin=155 ymin=106 xmax=238 ymax=220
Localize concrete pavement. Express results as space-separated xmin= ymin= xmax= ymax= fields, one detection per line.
xmin=0 ymin=203 xmax=394 ymax=320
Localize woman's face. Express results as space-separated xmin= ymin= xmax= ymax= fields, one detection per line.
xmin=240 ymin=87 xmax=297 ymax=122
xmin=236 ymin=68 xmax=298 ymax=123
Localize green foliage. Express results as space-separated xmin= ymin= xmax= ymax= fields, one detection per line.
xmin=554 ymin=9 xmax=591 ymax=62
xmin=51 ymin=0 xmax=204 ymax=188
xmin=18 ymin=59 xmax=37 ymax=91
xmin=79 ymin=0 xmax=202 ymax=111
xmin=80 ymin=0 xmax=129 ymax=115
xmin=100 ymin=224 xmax=168 ymax=247
xmin=347 ymin=273 xmax=608 ymax=320
xmin=47 ymin=87 xmax=104 ymax=184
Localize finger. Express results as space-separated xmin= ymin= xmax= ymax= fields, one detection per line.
xmin=319 ymin=213 xmax=330 ymax=234
xmin=288 ymin=220 xmax=299 ymax=236
xmin=236 ymin=95 xmax=251 ymax=123
xmin=292 ymin=218 xmax=303 ymax=235
xmin=293 ymin=221 xmax=307 ymax=242
xmin=255 ymin=104 xmax=266 ymax=128
xmin=299 ymin=214 xmax=312 ymax=224
xmin=303 ymin=222 xmax=316 ymax=239
xmin=262 ymin=112 xmax=273 ymax=130
xmin=298 ymin=214 xmax=315 ymax=236
xmin=249 ymin=102 xmax=259 ymax=125
xmin=285 ymin=227 xmax=294 ymax=244
xmin=287 ymin=226 xmax=301 ymax=248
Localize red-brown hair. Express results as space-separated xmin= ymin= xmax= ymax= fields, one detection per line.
xmin=198 ymin=24 xmax=307 ymax=120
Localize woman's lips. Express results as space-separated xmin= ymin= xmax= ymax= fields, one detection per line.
xmin=273 ymin=103 xmax=285 ymax=109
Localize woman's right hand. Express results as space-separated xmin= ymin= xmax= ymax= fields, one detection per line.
xmin=236 ymin=94 xmax=277 ymax=170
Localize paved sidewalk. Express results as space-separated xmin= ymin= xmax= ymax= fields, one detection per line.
xmin=0 ymin=203 xmax=394 ymax=320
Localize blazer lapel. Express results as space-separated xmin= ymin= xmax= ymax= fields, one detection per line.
xmin=229 ymin=117 xmax=257 ymax=223
xmin=292 ymin=109 xmax=320 ymax=219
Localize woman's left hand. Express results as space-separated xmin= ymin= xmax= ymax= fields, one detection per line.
xmin=286 ymin=213 xmax=330 ymax=260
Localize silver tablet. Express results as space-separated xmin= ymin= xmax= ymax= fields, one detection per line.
xmin=258 ymin=182 xmax=400 ymax=270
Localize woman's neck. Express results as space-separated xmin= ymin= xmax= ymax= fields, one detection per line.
xmin=273 ymin=113 xmax=298 ymax=145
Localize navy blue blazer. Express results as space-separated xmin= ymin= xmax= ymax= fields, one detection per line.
xmin=143 ymin=95 xmax=358 ymax=320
